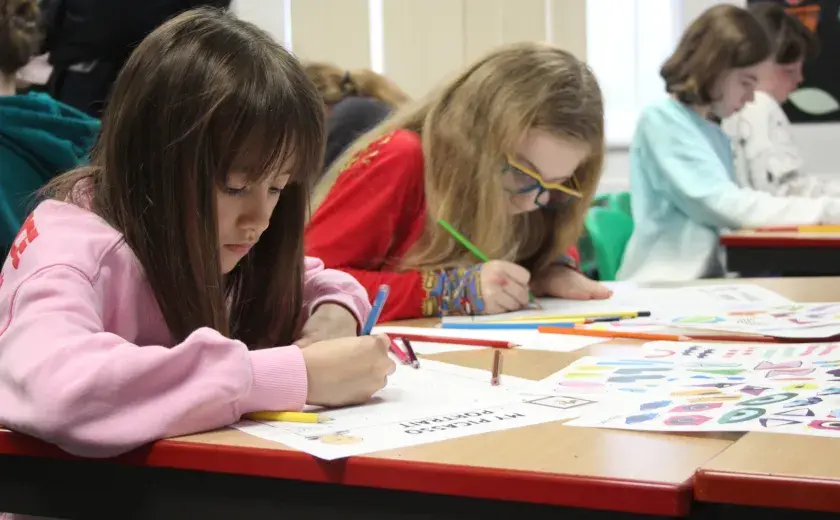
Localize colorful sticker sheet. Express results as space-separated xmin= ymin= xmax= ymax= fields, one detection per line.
xmin=533 ymin=356 xmax=840 ymax=397
xmin=567 ymin=382 xmax=840 ymax=437
xmin=642 ymin=341 xmax=840 ymax=361
xmin=661 ymin=302 xmax=840 ymax=339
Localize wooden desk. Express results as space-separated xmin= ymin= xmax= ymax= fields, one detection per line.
xmin=721 ymin=230 xmax=840 ymax=276
xmin=1 ymin=278 xmax=837 ymax=519
xmin=695 ymin=433 xmax=840 ymax=515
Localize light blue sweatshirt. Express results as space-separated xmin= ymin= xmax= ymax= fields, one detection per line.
xmin=617 ymin=97 xmax=840 ymax=282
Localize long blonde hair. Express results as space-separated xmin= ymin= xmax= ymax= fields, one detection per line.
xmin=313 ymin=42 xmax=604 ymax=275
xmin=304 ymin=62 xmax=409 ymax=109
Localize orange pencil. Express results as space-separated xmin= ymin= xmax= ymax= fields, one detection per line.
xmin=537 ymin=326 xmax=779 ymax=343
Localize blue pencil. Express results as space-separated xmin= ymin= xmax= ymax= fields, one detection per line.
xmin=440 ymin=322 xmax=576 ymax=330
xmin=361 ymin=284 xmax=390 ymax=335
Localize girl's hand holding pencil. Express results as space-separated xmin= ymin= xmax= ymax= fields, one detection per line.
xmin=299 ymin=335 xmax=396 ymax=407
xmin=479 ymin=260 xmax=534 ymax=314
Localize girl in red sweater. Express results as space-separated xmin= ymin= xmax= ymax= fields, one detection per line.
xmin=306 ymin=43 xmax=612 ymax=322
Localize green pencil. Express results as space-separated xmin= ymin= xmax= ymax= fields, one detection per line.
xmin=436 ymin=219 xmax=539 ymax=306
xmin=437 ymin=219 xmax=490 ymax=262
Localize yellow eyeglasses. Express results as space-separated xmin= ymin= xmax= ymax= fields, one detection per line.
xmin=503 ymin=155 xmax=582 ymax=208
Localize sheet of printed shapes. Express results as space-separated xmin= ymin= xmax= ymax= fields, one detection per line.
xmin=660 ymin=302 xmax=840 ymax=339
xmin=532 ymin=356 xmax=840 ymax=396
xmin=566 ymin=382 xmax=840 ymax=437
xmin=547 ymin=355 xmax=840 ymax=438
xmin=641 ymin=341 xmax=840 ymax=361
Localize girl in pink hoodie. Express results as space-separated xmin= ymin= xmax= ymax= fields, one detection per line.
xmin=0 ymin=8 xmax=395 ymax=461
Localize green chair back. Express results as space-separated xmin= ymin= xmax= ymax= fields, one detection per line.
xmin=584 ymin=206 xmax=634 ymax=281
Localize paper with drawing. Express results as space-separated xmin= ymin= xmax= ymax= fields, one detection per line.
xmin=551 ymin=354 xmax=840 ymax=438
xmin=233 ymin=360 xmax=600 ymax=460
xmin=660 ymin=302 xmax=840 ymax=339
xmin=442 ymin=284 xmax=792 ymax=324
xmin=372 ymin=325 xmax=608 ymax=354
xmin=567 ymin=382 xmax=840 ymax=437
xmin=532 ymin=356 xmax=840 ymax=397
xmin=642 ymin=341 xmax=840 ymax=361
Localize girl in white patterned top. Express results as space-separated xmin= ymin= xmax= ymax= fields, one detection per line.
xmin=722 ymin=2 xmax=840 ymax=197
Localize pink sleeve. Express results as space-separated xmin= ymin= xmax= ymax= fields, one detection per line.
xmin=0 ymin=266 xmax=308 ymax=458
xmin=302 ymin=256 xmax=371 ymax=327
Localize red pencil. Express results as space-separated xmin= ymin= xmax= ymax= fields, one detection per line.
xmin=402 ymin=339 xmax=420 ymax=369
xmin=388 ymin=333 xmax=516 ymax=349
xmin=388 ymin=339 xmax=411 ymax=365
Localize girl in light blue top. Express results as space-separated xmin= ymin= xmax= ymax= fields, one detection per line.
xmin=618 ymin=5 xmax=840 ymax=282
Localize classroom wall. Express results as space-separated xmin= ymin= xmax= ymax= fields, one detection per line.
xmin=230 ymin=0 xmax=586 ymax=99
xmin=600 ymin=0 xmax=840 ymax=191
xmin=230 ymin=0 xmax=840 ymax=191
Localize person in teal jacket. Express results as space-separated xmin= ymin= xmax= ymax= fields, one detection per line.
xmin=617 ymin=5 xmax=840 ymax=282
xmin=0 ymin=0 xmax=100 ymax=254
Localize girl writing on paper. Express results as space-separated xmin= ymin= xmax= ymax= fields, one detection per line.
xmin=617 ymin=5 xmax=840 ymax=282
xmin=306 ymin=43 xmax=612 ymax=323
xmin=721 ymin=3 xmax=840 ymax=197
xmin=0 ymin=8 xmax=394 ymax=459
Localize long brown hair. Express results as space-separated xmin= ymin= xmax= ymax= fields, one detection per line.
xmin=45 ymin=8 xmax=325 ymax=348
xmin=304 ymin=62 xmax=410 ymax=109
xmin=314 ymin=42 xmax=603 ymax=276
xmin=0 ymin=0 xmax=40 ymax=76
xmin=661 ymin=5 xmax=771 ymax=105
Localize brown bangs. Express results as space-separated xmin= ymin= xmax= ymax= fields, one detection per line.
xmin=214 ymin=57 xmax=325 ymax=191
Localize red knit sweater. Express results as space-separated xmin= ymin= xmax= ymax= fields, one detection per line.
xmin=306 ymin=130 xmax=580 ymax=323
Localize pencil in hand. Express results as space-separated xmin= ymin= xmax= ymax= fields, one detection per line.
xmin=437 ymin=218 xmax=539 ymax=308
xmin=388 ymin=338 xmax=412 ymax=365
xmin=361 ymin=284 xmax=390 ymax=335
xmin=402 ymin=339 xmax=420 ymax=368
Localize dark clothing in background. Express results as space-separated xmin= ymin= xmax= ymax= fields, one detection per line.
xmin=324 ymin=96 xmax=392 ymax=171
xmin=41 ymin=0 xmax=231 ymax=117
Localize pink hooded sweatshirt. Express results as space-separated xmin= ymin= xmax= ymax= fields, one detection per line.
xmin=0 ymin=199 xmax=371 ymax=459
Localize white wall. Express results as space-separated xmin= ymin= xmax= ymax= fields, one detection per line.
xmin=230 ymin=0 xmax=585 ymax=99
xmin=230 ymin=0 xmax=839 ymax=192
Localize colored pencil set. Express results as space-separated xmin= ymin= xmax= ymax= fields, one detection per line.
xmin=536 ymin=326 xmax=778 ymax=343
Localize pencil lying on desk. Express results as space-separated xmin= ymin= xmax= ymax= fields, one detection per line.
xmin=244 ymin=411 xmax=329 ymax=423
xmin=388 ymin=332 xmax=517 ymax=349
xmin=484 ymin=311 xmax=651 ymax=323
xmin=537 ymin=326 xmax=778 ymax=343
xmin=441 ymin=322 xmax=576 ymax=330
xmin=754 ymin=225 xmax=840 ymax=233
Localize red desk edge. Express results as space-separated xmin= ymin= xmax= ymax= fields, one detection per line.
xmin=0 ymin=429 xmax=691 ymax=517
xmin=721 ymin=234 xmax=840 ymax=249
xmin=695 ymin=468 xmax=840 ymax=513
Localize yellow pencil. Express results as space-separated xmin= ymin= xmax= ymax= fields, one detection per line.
xmin=243 ymin=411 xmax=329 ymax=423
xmin=483 ymin=311 xmax=648 ymax=323
xmin=755 ymin=225 xmax=840 ymax=233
